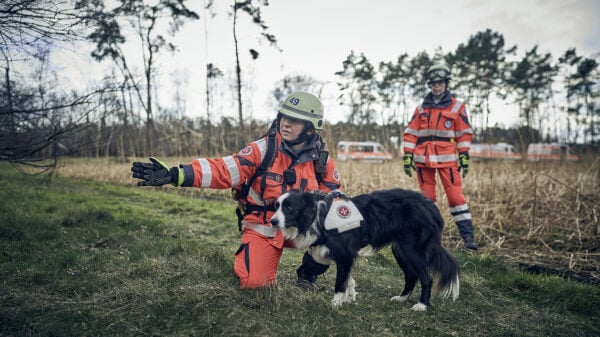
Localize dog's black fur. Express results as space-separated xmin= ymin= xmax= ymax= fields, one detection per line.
xmin=270 ymin=188 xmax=460 ymax=310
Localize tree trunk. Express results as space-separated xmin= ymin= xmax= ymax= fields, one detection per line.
xmin=233 ymin=1 xmax=245 ymax=149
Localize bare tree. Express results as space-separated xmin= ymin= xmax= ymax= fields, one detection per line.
xmin=559 ymin=49 xmax=600 ymax=144
xmin=77 ymin=0 xmax=200 ymax=153
xmin=0 ymin=0 xmax=82 ymax=55
xmin=335 ymin=51 xmax=378 ymax=130
xmin=448 ymin=29 xmax=516 ymax=140
xmin=231 ymin=0 xmax=278 ymax=147
xmin=378 ymin=53 xmax=412 ymax=126
xmin=506 ymin=46 xmax=558 ymax=143
xmin=405 ymin=51 xmax=434 ymax=104
xmin=205 ymin=63 xmax=223 ymax=154
xmin=0 ymin=0 xmax=95 ymax=171
xmin=0 ymin=78 xmax=105 ymax=172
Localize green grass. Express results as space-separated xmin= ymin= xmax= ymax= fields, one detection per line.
xmin=0 ymin=163 xmax=598 ymax=337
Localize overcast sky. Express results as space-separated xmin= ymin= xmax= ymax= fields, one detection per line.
xmin=260 ymin=0 xmax=600 ymax=78
xmin=53 ymin=0 xmax=600 ymax=126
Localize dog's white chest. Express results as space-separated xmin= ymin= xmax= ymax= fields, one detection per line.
xmin=324 ymin=199 xmax=364 ymax=233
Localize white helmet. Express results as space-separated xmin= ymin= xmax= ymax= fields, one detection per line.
xmin=278 ymin=91 xmax=324 ymax=130
xmin=427 ymin=64 xmax=452 ymax=84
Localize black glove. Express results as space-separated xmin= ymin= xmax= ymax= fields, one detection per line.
xmin=131 ymin=157 xmax=180 ymax=186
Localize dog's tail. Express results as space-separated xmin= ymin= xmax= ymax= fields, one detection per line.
xmin=431 ymin=245 xmax=460 ymax=301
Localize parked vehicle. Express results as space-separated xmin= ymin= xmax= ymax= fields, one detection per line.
xmin=337 ymin=141 xmax=393 ymax=162
xmin=470 ymin=143 xmax=522 ymax=160
xmin=527 ymin=143 xmax=579 ymax=161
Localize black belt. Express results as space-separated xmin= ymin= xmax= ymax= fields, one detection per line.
xmin=417 ymin=136 xmax=452 ymax=145
xmin=245 ymin=204 xmax=277 ymax=225
xmin=236 ymin=203 xmax=277 ymax=230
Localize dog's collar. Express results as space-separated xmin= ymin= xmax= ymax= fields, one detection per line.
xmin=326 ymin=190 xmax=350 ymax=201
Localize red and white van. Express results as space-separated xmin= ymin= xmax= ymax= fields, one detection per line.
xmin=337 ymin=141 xmax=393 ymax=162
xmin=470 ymin=143 xmax=522 ymax=160
xmin=526 ymin=143 xmax=579 ymax=161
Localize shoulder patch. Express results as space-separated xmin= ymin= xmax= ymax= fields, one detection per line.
xmin=239 ymin=145 xmax=252 ymax=156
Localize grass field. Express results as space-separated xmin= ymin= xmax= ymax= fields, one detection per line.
xmin=1 ymin=158 xmax=599 ymax=336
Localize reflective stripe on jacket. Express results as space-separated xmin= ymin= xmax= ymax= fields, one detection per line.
xmin=179 ymin=131 xmax=341 ymax=225
xmin=403 ymin=93 xmax=473 ymax=168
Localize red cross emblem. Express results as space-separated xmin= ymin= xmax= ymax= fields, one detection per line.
xmin=337 ymin=205 xmax=351 ymax=218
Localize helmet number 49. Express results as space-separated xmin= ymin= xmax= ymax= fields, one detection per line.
xmin=289 ymin=97 xmax=300 ymax=105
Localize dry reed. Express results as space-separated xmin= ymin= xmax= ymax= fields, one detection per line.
xmin=56 ymin=156 xmax=600 ymax=284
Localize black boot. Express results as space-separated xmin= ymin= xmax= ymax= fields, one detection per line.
xmin=464 ymin=235 xmax=478 ymax=250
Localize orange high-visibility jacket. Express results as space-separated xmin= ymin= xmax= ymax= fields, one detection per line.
xmin=179 ymin=131 xmax=341 ymax=225
xmin=403 ymin=94 xmax=473 ymax=168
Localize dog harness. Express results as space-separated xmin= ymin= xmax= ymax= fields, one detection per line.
xmin=324 ymin=199 xmax=364 ymax=233
xmin=311 ymin=191 xmax=370 ymax=247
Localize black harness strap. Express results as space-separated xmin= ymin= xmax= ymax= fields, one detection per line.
xmin=314 ymin=139 xmax=329 ymax=182
xmin=257 ymin=128 xmax=278 ymax=224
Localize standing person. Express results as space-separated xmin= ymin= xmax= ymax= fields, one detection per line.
xmin=402 ymin=64 xmax=478 ymax=250
xmin=131 ymin=91 xmax=341 ymax=288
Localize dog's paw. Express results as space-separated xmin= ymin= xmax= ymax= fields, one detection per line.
xmin=390 ymin=295 xmax=409 ymax=303
xmin=410 ymin=302 xmax=428 ymax=311
xmin=346 ymin=289 xmax=357 ymax=302
xmin=331 ymin=292 xmax=346 ymax=309
xmin=345 ymin=278 xmax=357 ymax=302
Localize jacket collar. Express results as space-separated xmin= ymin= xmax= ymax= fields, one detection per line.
xmin=422 ymin=90 xmax=453 ymax=108
xmin=279 ymin=132 xmax=320 ymax=163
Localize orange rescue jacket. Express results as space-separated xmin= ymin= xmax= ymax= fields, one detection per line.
xmin=179 ymin=131 xmax=341 ymax=225
xmin=402 ymin=92 xmax=473 ymax=168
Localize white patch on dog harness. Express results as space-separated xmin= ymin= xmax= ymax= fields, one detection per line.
xmin=324 ymin=199 xmax=364 ymax=233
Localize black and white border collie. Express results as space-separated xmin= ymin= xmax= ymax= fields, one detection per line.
xmin=270 ymin=188 xmax=460 ymax=311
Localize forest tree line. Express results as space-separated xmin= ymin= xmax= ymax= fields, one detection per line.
xmin=0 ymin=1 xmax=598 ymax=170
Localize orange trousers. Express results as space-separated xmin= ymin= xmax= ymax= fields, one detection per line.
xmin=416 ymin=166 xmax=466 ymax=206
xmin=416 ymin=166 xmax=474 ymax=239
xmin=233 ymin=228 xmax=293 ymax=288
